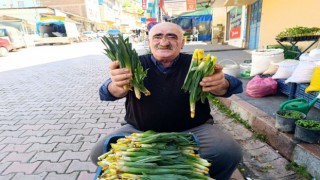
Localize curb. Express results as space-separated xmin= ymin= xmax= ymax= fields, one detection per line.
xmin=218 ymin=95 xmax=320 ymax=179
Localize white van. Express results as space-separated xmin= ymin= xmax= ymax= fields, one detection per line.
xmin=0 ymin=26 xmax=26 ymax=50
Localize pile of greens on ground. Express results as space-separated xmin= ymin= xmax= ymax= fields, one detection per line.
xmin=101 ymin=34 xmax=150 ymax=99
xmin=97 ymin=131 xmax=213 ymax=179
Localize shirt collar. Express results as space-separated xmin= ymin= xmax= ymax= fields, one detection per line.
xmin=150 ymin=54 xmax=180 ymax=73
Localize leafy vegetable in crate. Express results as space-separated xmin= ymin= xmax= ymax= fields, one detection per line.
xmin=101 ymin=34 xmax=151 ymax=99
xmin=182 ymin=49 xmax=217 ymax=118
xmin=97 ymin=131 xmax=213 ymax=179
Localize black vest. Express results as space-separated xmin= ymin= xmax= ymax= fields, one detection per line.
xmin=124 ymin=53 xmax=212 ymax=132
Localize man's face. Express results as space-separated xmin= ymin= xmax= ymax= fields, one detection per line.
xmin=148 ymin=23 xmax=185 ymax=61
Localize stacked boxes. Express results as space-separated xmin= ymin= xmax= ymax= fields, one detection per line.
xmin=295 ymin=83 xmax=320 ymax=109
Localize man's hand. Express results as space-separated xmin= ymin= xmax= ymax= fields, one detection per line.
xmin=108 ymin=61 xmax=132 ymax=98
xmin=199 ymin=64 xmax=229 ymax=96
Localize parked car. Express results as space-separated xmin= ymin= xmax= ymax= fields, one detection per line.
xmin=107 ymin=29 xmax=120 ymax=38
xmin=82 ymin=31 xmax=97 ymax=39
xmin=97 ymin=30 xmax=107 ymax=38
xmin=79 ymin=33 xmax=90 ymax=42
xmin=0 ymin=37 xmax=13 ymax=57
xmin=0 ymin=26 xmax=26 ymax=51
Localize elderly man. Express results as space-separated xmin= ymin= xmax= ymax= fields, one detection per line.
xmin=91 ymin=22 xmax=243 ymax=180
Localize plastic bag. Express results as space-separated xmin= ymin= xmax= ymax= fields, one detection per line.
xmin=246 ymin=75 xmax=278 ymax=98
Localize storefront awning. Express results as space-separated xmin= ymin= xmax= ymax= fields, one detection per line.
xmin=224 ymin=0 xmax=256 ymax=6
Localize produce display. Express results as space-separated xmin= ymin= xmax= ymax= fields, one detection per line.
xmin=276 ymin=26 xmax=320 ymax=41
xmin=97 ymin=131 xmax=213 ymax=179
xmin=101 ymin=35 xmax=150 ymax=99
xmin=182 ymin=49 xmax=217 ymax=118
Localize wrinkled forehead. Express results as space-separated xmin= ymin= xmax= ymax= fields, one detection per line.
xmin=149 ymin=22 xmax=183 ymax=38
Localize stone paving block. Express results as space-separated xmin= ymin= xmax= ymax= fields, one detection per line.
xmin=68 ymin=110 xmax=86 ymax=115
xmin=59 ymin=150 xmax=90 ymax=162
xmin=0 ymin=173 xmax=14 ymax=180
xmin=53 ymin=142 xmax=82 ymax=152
xmin=41 ymin=124 xmax=64 ymax=130
xmin=3 ymin=161 xmax=41 ymax=175
xmin=48 ymin=135 xmax=76 ymax=144
xmin=83 ymin=123 xmax=105 ymax=129
xmin=23 ymin=136 xmax=52 ymax=144
xmin=233 ymin=124 xmax=252 ymax=140
xmin=29 ymin=110 xmax=51 ymax=116
xmin=20 ymin=130 xmax=47 ymax=137
xmin=45 ymin=106 xmax=64 ymax=111
xmin=26 ymin=143 xmax=57 ymax=152
xmin=56 ymin=118 xmax=78 ymax=124
xmin=0 ymin=125 xmax=22 ymax=131
xmin=269 ymin=158 xmax=296 ymax=178
xmin=78 ymin=171 xmax=96 ymax=180
xmin=48 ymin=110 xmax=69 ymax=115
xmin=105 ymin=122 xmax=122 ymax=128
xmin=254 ymin=147 xmax=281 ymax=163
xmin=97 ymin=117 xmax=119 ymax=123
xmin=0 ymin=130 xmax=25 ymax=138
xmin=11 ymin=172 xmax=47 ymax=180
xmin=2 ymin=151 xmax=36 ymax=163
xmin=77 ymin=118 xmax=97 ymax=123
xmin=67 ymin=128 xmax=91 ymax=136
xmin=0 ymin=144 xmax=5 ymax=151
xmin=44 ymin=129 xmax=69 ymax=136
xmin=30 ymin=151 xmax=63 ymax=162
xmin=16 ymin=119 xmax=38 ymax=125
xmin=61 ymin=113 xmax=75 ymax=119
xmin=72 ymin=114 xmax=92 ymax=119
xmin=242 ymin=139 xmax=266 ymax=150
xmin=80 ymin=106 xmax=97 ymax=110
xmin=52 ymin=114 xmax=70 ymax=120
xmin=73 ymin=134 xmax=99 ymax=143
xmin=0 ymin=162 xmax=11 ymax=174
xmin=1 ymin=144 xmax=31 ymax=153
xmin=35 ymin=160 xmax=71 ymax=174
xmin=0 ymin=137 xmax=28 ymax=145
xmin=103 ymin=109 xmax=122 ymax=114
xmin=66 ymin=160 xmax=97 ymax=173
xmin=0 ymin=120 xmax=18 ymax=125
xmin=45 ymin=172 xmax=78 ymax=180
xmin=80 ymin=142 xmax=95 ymax=151
xmin=36 ymin=119 xmax=58 ymax=125
xmin=0 ymin=152 xmax=9 ymax=162
xmin=61 ymin=123 xmax=85 ymax=130
xmin=85 ymin=110 xmax=104 ymax=114
xmin=19 ymin=124 xmax=43 ymax=131
xmin=110 ymin=113 xmax=125 ymax=118
xmin=90 ymin=128 xmax=110 ymax=136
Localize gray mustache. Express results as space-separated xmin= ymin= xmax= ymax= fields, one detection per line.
xmin=157 ymin=46 xmax=173 ymax=50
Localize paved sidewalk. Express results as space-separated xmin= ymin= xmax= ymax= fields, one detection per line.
xmin=0 ymin=41 xmax=319 ymax=179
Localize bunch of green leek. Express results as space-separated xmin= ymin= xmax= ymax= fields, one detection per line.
xmin=97 ymin=130 xmax=213 ymax=179
xmin=182 ymin=49 xmax=217 ymax=118
xmin=101 ymin=34 xmax=150 ymax=99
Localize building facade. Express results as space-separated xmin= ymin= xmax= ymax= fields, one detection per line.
xmin=211 ymin=0 xmax=320 ymax=50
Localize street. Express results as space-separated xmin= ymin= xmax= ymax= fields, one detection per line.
xmin=0 ymin=40 xmax=127 ymax=179
xmin=0 ymin=40 xmax=147 ymax=73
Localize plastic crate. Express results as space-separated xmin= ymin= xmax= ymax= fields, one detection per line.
xmin=295 ymin=83 xmax=320 ymax=109
xmin=276 ymin=79 xmax=297 ymax=99
xmin=94 ymin=133 xmax=206 ymax=179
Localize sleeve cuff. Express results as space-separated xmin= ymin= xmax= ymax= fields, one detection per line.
xmin=99 ymin=79 xmax=120 ymax=101
xmin=220 ymin=74 xmax=243 ymax=98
